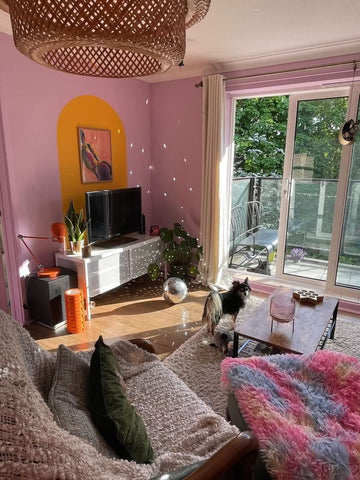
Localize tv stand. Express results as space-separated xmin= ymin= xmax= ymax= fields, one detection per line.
xmin=92 ymin=236 xmax=138 ymax=249
xmin=55 ymin=233 xmax=161 ymax=320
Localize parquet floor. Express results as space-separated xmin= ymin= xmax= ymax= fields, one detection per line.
xmin=25 ymin=275 xmax=357 ymax=359
xmin=25 ymin=276 xmax=210 ymax=359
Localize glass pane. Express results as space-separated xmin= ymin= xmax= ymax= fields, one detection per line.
xmin=336 ymin=101 xmax=360 ymax=289
xmin=284 ymin=97 xmax=348 ymax=280
xmin=231 ymin=96 xmax=288 ymax=276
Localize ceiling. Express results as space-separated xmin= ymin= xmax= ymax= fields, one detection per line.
xmin=1 ymin=0 xmax=360 ymax=83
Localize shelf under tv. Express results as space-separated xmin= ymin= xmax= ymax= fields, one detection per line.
xmin=55 ymin=234 xmax=162 ymax=320
xmin=92 ymin=235 xmax=138 ymax=250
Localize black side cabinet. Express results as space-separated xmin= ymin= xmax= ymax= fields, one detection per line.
xmin=26 ymin=268 xmax=77 ymax=328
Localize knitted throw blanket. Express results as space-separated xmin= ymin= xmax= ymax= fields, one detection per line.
xmin=221 ymin=351 xmax=360 ymax=480
xmin=0 ymin=309 xmax=238 ymax=479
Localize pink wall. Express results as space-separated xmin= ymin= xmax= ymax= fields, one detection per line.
xmin=150 ymin=78 xmax=203 ymax=239
xmin=1 ymin=28 xmax=357 ymax=323
xmin=0 ymin=33 xmax=153 ymax=323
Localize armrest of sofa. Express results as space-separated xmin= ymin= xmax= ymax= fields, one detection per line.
xmin=185 ymin=432 xmax=258 ymax=480
xmin=129 ymin=338 xmax=156 ymax=354
xmin=151 ymin=432 xmax=258 ymax=480
xmin=227 ymin=393 xmax=272 ymax=480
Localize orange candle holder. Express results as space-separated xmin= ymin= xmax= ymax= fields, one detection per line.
xmin=65 ymin=288 xmax=85 ymax=334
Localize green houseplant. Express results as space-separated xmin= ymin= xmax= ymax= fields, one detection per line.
xmin=148 ymin=223 xmax=203 ymax=281
xmin=64 ymin=199 xmax=90 ymax=255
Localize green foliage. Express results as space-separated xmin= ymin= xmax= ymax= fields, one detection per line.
xmin=349 ymin=139 xmax=360 ymax=180
xmin=233 ymin=95 xmax=348 ymax=179
xmin=64 ymin=199 xmax=89 ymax=242
xmin=294 ymin=97 xmax=347 ymax=180
xmin=234 ymin=96 xmax=289 ymax=177
xmin=147 ymin=223 xmax=203 ymax=281
xmin=338 ymin=255 xmax=360 ymax=266
xmin=147 ymin=263 xmax=160 ymax=281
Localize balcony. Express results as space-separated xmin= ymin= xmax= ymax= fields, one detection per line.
xmin=230 ymin=177 xmax=360 ymax=289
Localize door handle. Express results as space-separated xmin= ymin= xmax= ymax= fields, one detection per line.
xmin=282 ymin=178 xmax=291 ymax=199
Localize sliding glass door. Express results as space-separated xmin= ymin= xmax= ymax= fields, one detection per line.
xmin=279 ymin=93 xmax=347 ymax=280
xmin=230 ymin=85 xmax=360 ymax=298
xmin=276 ymin=87 xmax=360 ymax=296
xmin=334 ymin=98 xmax=360 ymax=290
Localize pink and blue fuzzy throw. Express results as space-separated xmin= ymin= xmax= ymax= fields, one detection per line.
xmin=221 ymin=350 xmax=360 ymax=480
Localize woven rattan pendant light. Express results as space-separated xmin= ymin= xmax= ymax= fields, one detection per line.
xmin=0 ymin=0 xmax=210 ymax=78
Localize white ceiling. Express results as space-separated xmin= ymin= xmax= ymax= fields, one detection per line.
xmin=1 ymin=0 xmax=360 ymax=83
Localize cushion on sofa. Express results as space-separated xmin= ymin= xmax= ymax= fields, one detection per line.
xmin=0 ymin=310 xmax=240 ymax=479
xmin=89 ymin=335 xmax=154 ymax=464
xmin=48 ymin=344 xmax=117 ymax=458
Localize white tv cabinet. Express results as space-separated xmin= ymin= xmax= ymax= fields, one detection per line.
xmin=55 ymin=234 xmax=162 ymax=320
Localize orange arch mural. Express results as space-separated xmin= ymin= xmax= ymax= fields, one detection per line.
xmin=57 ymin=95 xmax=127 ymax=217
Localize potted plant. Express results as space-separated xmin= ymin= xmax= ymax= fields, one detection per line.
xmin=64 ymin=199 xmax=89 ymax=255
xmin=289 ymin=247 xmax=306 ymax=262
xmin=148 ymin=223 xmax=203 ymax=281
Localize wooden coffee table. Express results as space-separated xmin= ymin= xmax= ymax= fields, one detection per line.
xmin=233 ymin=287 xmax=339 ymax=357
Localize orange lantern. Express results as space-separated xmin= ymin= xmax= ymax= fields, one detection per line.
xmin=65 ymin=288 xmax=85 ymax=334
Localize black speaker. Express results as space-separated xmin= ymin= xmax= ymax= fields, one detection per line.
xmin=139 ymin=213 xmax=146 ymax=234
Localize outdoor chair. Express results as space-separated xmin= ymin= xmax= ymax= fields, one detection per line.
xmin=229 ymin=201 xmax=278 ymax=274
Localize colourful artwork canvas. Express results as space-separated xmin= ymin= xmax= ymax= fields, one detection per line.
xmin=78 ymin=127 xmax=112 ymax=183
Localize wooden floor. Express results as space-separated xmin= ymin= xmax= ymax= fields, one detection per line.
xmin=25 ymin=276 xmax=211 ymax=359
xmin=25 ymin=276 xmax=358 ymax=360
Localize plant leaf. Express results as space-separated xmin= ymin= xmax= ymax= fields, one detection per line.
xmin=164 ymin=248 xmax=176 ymax=263
xmin=160 ymin=228 xmax=173 ymax=243
xmin=64 ymin=200 xmax=89 ymax=241
xmin=189 ymin=264 xmax=199 ymax=275
xmin=173 ymin=223 xmax=187 ymax=238
xmin=180 ymin=241 xmax=191 ymax=256
xmin=148 ymin=263 xmax=160 ymax=281
xmin=167 ymin=240 xmax=177 ymax=251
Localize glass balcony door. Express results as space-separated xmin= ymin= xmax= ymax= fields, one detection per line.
xmin=229 ymin=86 xmax=360 ymax=298
xmin=276 ymin=88 xmax=360 ymax=295
xmin=330 ymin=86 xmax=360 ymax=294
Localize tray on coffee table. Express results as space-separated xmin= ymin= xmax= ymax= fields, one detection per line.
xmin=233 ymin=287 xmax=339 ymax=357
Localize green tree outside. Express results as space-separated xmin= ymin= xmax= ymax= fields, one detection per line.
xmin=234 ymin=96 xmax=289 ymax=177
xmin=233 ymin=95 xmax=349 ymax=179
xmin=232 ymin=94 xmax=360 ymax=266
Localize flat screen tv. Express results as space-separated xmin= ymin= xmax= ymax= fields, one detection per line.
xmin=85 ymin=187 xmax=142 ymax=244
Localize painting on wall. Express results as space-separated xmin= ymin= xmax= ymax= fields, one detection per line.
xmin=78 ymin=127 xmax=112 ymax=183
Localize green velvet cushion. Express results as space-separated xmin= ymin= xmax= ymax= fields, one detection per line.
xmin=89 ymin=335 xmax=154 ymax=464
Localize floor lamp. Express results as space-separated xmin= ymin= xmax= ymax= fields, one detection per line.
xmin=18 ymin=222 xmax=66 ymax=278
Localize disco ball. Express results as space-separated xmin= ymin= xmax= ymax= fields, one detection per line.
xmin=163 ymin=277 xmax=188 ymax=304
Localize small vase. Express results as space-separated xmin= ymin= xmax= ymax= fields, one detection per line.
xmin=81 ymin=244 xmax=92 ymax=258
xmin=270 ymin=294 xmax=295 ymax=333
xmin=70 ymin=240 xmax=84 ymax=255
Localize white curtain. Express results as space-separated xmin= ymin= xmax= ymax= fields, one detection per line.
xmin=199 ymin=74 xmax=233 ymax=289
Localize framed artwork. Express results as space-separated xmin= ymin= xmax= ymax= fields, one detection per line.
xmin=78 ymin=127 xmax=112 ymax=183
